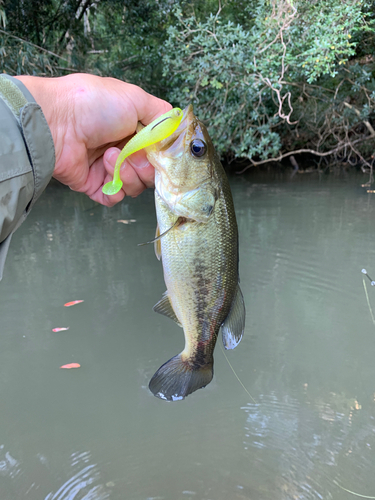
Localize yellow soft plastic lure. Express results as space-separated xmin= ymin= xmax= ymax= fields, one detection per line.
xmin=102 ymin=107 xmax=183 ymax=196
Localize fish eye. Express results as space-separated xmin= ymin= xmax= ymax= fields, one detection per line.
xmin=190 ymin=139 xmax=207 ymax=158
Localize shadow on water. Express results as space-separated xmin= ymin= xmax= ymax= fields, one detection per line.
xmin=0 ymin=171 xmax=375 ymax=499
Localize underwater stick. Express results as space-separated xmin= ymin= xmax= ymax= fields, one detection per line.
xmin=361 ymin=269 xmax=375 ymax=286
xmin=334 ymin=480 xmax=375 ymax=499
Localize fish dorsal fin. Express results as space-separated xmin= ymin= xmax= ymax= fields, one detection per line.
xmin=154 ymin=223 xmax=161 ymax=261
xmin=221 ymin=285 xmax=245 ymax=350
xmin=153 ymin=292 xmax=182 ymax=327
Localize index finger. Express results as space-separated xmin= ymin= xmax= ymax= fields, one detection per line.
xmin=74 ymin=76 xmax=173 ymax=148
xmin=125 ymin=82 xmax=173 ymax=126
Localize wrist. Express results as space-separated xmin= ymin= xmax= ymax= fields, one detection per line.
xmin=14 ymin=75 xmax=68 ymax=171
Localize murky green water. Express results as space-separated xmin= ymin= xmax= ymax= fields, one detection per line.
xmin=1 ymin=170 xmax=375 ymax=499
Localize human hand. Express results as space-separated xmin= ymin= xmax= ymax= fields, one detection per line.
xmin=15 ymin=73 xmax=171 ymax=206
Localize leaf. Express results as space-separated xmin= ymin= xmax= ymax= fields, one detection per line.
xmin=64 ymin=300 xmax=84 ymax=307
xmin=210 ymin=78 xmax=223 ymax=89
xmin=52 ymin=327 xmax=70 ymax=332
xmin=201 ymin=76 xmax=209 ymax=87
xmin=60 ymin=363 xmax=81 ymax=369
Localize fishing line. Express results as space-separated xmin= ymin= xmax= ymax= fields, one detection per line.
xmin=362 ymin=276 xmax=375 ymax=326
xmin=220 ymin=344 xmax=256 ymax=404
xmin=331 ymin=273 xmax=375 ymax=499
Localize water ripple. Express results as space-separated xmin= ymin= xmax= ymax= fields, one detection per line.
xmin=44 ymin=451 xmax=110 ymax=500
xmin=240 ymin=393 xmax=375 ymax=499
xmin=0 ymin=445 xmax=20 ymax=478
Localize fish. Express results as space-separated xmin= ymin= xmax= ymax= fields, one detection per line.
xmin=143 ymin=104 xmax=245 ymax=401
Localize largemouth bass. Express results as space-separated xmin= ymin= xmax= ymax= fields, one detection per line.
xmin=144 ymin=104 xmax=245 ymax=401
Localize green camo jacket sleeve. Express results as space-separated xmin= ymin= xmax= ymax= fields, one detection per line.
xmin=0 ymin=75 xmax=55 ymax=280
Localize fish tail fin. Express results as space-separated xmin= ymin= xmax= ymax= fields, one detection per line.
xmin=149 ymin=354 xmax=213 ymax=401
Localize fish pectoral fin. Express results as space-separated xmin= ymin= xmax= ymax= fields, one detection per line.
xmin=153 ymin=292 xmax=182 ymax=327
xmin=221 ymin=285 xmax=245 ymax=350
xmin=138 ymin=218 xmax=180 ymax=248
xmin=154 ymin=223 xmax=162 ymax=260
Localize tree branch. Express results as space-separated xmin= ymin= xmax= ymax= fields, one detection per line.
xmin=237 ymin=136 xmax=374 ymax=174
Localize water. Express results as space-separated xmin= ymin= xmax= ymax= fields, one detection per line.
xmin=1 ymin=170 xmax=375 ymax=499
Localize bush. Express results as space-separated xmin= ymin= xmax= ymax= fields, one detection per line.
xmin=161 ymin=0 xmax=375 ymax=168
xmin=1 ymin=0 xmax=375 ymax=169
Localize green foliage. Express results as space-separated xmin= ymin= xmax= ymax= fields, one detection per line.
xmin=161 ymin=0 xmax=375 ymax=164
xmin=0 ymin=0 xmax=375 ymax=166
xmin=83 ymin=1 xmax=174 ymax=89
xmin=270 ymin=0 xmax=364 ymax=83
xmin=0 ymin=0 xmax=175 ymax=82
xmin=163 ymin=6 xmax=279 ymax=159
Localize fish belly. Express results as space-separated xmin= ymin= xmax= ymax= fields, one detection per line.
xmin=156 ymin=189 xmax=238 ymax=361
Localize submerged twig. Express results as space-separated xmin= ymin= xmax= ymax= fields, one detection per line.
xmin=334 ymin=480 xmax=375 ymax=499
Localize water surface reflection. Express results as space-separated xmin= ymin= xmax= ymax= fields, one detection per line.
xmin=0 ymin=172 xmax=375 ymax=499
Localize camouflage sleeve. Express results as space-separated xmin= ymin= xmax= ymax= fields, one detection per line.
xmin=0 ymin=75 xmax=55 ymax=280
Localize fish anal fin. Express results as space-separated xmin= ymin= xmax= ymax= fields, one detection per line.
xmin=154 ymin=223 xmax=161 ymax=260
xmin=149 ymin=353 xmax=213 ymax=401
xmin=153 ymin=292 xmax=182 ymax=327
xmin=221 ymin=285 xmax=245 ymax=350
